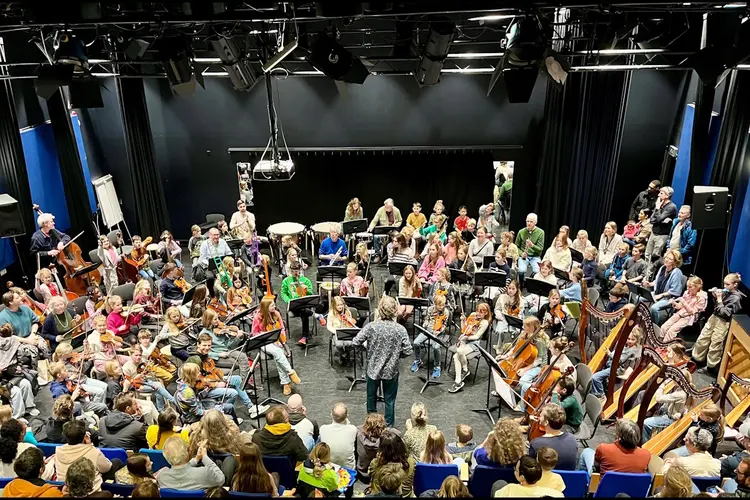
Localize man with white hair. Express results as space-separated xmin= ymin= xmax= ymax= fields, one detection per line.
xmin=664 ymin=427 xmax=720 ymax=477
xmin=30 ymin=212 xmax=71 ymax=273
xmin=287 ymin=394 xmax=318 ymax=452
xmin=319 ymin=402 xmax=357 ymax=469
xmin=157 ymin=436 xmax=225 ymax=491
xmin=368 ymin=199 xmax=403 ymax=263
xmin=668 ymin=204 xmax=697 ymax=268
xmin=515 ymin=213 xmax=545 ymax=281
xmin=319 ymin=224 xmax=348 ymax=266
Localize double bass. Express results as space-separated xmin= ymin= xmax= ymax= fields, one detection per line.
xmin=32 ymin=204 xmax=101 ymax=296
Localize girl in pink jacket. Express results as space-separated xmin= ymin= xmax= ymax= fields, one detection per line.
xmin=661 ymin=276 xmax=707 ymax=342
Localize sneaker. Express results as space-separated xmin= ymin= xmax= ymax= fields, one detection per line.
xmin=449 ymin=382 xmax=464 ymax=393
xmin=410 ymin=360 xmax=422 ymax=372
xmin=512 ymin=403 xmax=523 ymax=412
xmin=27 ymin=408 xmax=40 ymax=417
xmin=283 ymin=384 xmax=292 ymax=396
xmin=432 ymin=367 xmax=441 ymax=379
xmin=461 ymin=370 xmax=471 ymax=382
xmin=289 ymin=370 xmax=301 ymax=384
xmin=37 ymin=377 xmax=49 ymax=387
xmin=316 ymin=315 xmax=327 ymax=326
xmin=237 ymin=418 xmax=244 ymax=426
xmin=297 ymin=337 xmax=307 ymax=346
xmin=249 ymin=404 xmax=270 ymax=419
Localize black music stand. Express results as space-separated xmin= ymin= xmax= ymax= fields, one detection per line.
xmin=397 ymin=297 xmax=430 ymax=338
xmin=570 ymin=248 xmax=584 ymax=264
xmin=627 ymin=282 xmax=656 ymax=303
xmin=448 ymin=269 xmax=469 ymax=285
xmin=225 ymin=303 xmax=258 ymax=325
xmin=472 ymin=345 xmax=503 ymax=424
xmin=502 ymin=314 xmax=525 ymax=346
xmin=482 ymin=255 xmax=495 ymax=271
xmin=71 ymin=262 xmax=101 ymax=284
xmin=474 ymin=271 xmax=508 ymax=291
xmin=335 ymin=328 xmax=365 ymax=392
xmin=181 ymin=280 xmax=207 ymax=306
xmin=288 ymin=295 xmax=321 ymax=356
xmin=343 ymin=296 xmax=370 ymax=312
xmin=243 ymin=328 xmax=285 ymax=407
xmin=241 ymin=351 xmax=262 ymax=428
xmin=553 ymin=267 xmax=570 ymax=282
xmin=414 ymin=325 xmax=449 ymax=394
xmin=387 ymin=261 xmax=410 ymax=278
xmin=342 ymin=219 xmax=368 ymax=236
xmin=318 ymin=265 xmax=347 ymax=288
xmin=525 ymin=278 xmax=557 ymax=298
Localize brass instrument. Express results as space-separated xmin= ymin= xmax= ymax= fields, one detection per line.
xmin=215 ymin=256 xmax=233 ymax=289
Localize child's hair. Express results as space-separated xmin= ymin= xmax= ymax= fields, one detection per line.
xmin=52 ymin=343 xmax=73 ymax=362
xmin=584 ymin=246 xmax=598 ymax=259
xmin=137 ymin=330 xmax=152 ymax=342
xmin=458 ymin=205 xmax=467 ymax=212
xmin=332 ymin=295 xmax=347 ymax=313
xmin=618 ymin=242 xmax=630 ymax=253
xmin=346 ymin=262 xmax=357 ymax=274
xmin=437 ymin=267 xmax=451 ymax=281
xmin=726 ymin=273 xmax=742 ymax=286
xmin=191 ymin=224 xmax=201 ymax=233
xmin=687 ymin=276 xmax=703 ymax=289
xmin=700 ymin=403 xmax=725 ymax=442
xmin=52 ymin=395 xmax=74 ymax=421
xmin=630 ymin=326 xmax=644 ymax=345
xmin=570 ymin=268 xmax=588 ymax=299
xmin=467 ymin=218 xmax=476 ymax=227
xmin=536 ymin=447 xmax=558 ymax=470
xmin=356 ymin=242 xmax=368 ymax=259
xmin=523 ymin=316 xmax=541 ymax=332
xmin=411 ymin=402 xmax=428 ymax=427
xmin=104 ymin=359 xmax=120 ymax=378
xmin=421 ymin=430 xmax=451 ymax=465
xmin=48 ymin=361 xmax=65 ymax=379
xmin=456 ymin=424 xmax=473 ymax=444
xmin=433 ymin=295 xmax=446 ymax=308
xmin=548 ymin=289 xmax=561 ymax=301
xmin=549 ymin=337 xmax=568 ymax=352
xmin=38 ymin=268 xmax=52 ymax=280
xmin=633 ymin=243 xmax=646 ymax=255
xmin=627 ymin=219 xmax=636 ymax=225
xmin=94 ymin=315 xmax=107 ymax=327
xmin=433 ymin=200 xmax=444 ymax=211
xmin=0 ymin=406 xmax=11 ymax=424
xmin=556 ymin=376 xmax=576 ymax=400
xmin=412 ymin=202 xmax=422 ymax=209
xmin=309 ymin=443 xmax=331 ymax=479
xmin=609 ymin=283 xmax=629 ymax=299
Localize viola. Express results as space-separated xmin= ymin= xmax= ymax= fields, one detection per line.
xmin=196 ymin=357 xmax=225 ymax=391
xmin=497 ymin=327 xmax=542 ymax=386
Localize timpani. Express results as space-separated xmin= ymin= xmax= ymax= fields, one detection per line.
xmin=311 ymin=222 xmax=338 ymax=244
xmin=267 ymin=221 xmax=307 ymax=262
xmin=146 ymin=243 xmax=160 ymax=259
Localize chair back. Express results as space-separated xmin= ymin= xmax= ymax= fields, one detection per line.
xmin=594 ymin=472 xmax=652 ymax=498
xmin=206 ymin=213 xmax=226 ymax=224
xmin=112 ymin=283 xmax=136 ymax=304
xmin=413 ymin=463 xmax=459 ymax=496
xmin=468 ymin=465 xmax=517 ymax=497
xmin=691 ymin=476 xmax=722 ymax=492
xmin=0 ymin=478 xmax=12 ymax=488
xmin=161 ymin=488 xmax=206 ymax=497
xmin=587 ymin=288 xmax=600 ymax=308
xmin=149 ymin=259 xmax=163 ymax=276
xmin=555 ymin=469 xmax=589 ymax=498
xmin=88 ymin=249 xmax=102 ymax=265
xmin=584 ymin=393 xmax=603 ymax=436
xmin=262 ymin=455 xmax=296 ymax=488
xmin=576 ymin=363 xmax=593 ymax=401
xmin=37 ymin=442 xmax=62 ymax=458
xmin=100 ymin=447 xmax=129 ymax=464
xmin=69 ymin=296 xmax=90 ymax=316
xmin=138 ymin=448 xmax=171 ymax=472
xmin=101 ymin=483 xmax=136 ymax=497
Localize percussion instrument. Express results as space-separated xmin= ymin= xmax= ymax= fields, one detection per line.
xmin=355 ymin=232 xmax=373 ymax=243
xmin=146 ymin=243 xmax=160 ymax=259
xmin=311 ymin=222 xmax=337 ymax=244
xmin=319 ymin=281 xmax=336 ymax=305
xmin=268 ymin=221 xmax=308 ymax=259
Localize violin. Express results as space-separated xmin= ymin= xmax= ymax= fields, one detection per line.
xmin=497 ymin=327 xmax=542 ymax=386
xmin=126 ymin=236 xmax=153 ymax=269
xmin=7 ymin=282 xmax=46 ymax=320
xmin=265 ymin=317 xmax=287 ymax=344
xmin=174 ymin=277 xmax=190 ymax=293
xmin=340 ymin=312 xmax=357 ymax=328
xmin=120 ymin=304 xmax=146 ymax=318
xmin=208 ymin=298 xmax=228 ymax=319
xmin=216 ymin=321 xmax=240 ymax=337
xmin=196 ymin=357 xmax=225 ymax=391
xmin=542 ymin=304 xmax=566 ymax=330
xmin=66 ymin=380 xmax=89 ymax=399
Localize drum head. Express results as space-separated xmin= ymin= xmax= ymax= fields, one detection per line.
xmin=146 ymin=243 xmax=159 ymax=252
xmin=268 ymin=222 xmax=305 ymax=235
xmin=312 ymin=222 xmax=337 ymax=234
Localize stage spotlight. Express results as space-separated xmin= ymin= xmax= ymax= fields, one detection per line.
xmin=211 ymin=38 xmax=260 ymax=91
xmin=414 ymin=18 xmax=456 ymax=87
xmin=123 ymin=38 xmax=149 ymax=60
xmin=53 ymin=33 xmax=89 ymax=73
xmin=159 ymin=36 xmax=200 ymax=96
xmin=683 ymin=13 xmax=750 ymax=83
xmin=306 ymin=33 xmax=369 ymax=84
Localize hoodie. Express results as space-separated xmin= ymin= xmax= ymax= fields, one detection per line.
xmin=288 ymin=412 xmax=318 ymax=443
xmin=99 ymin=411 xmax=147 ymax=451
xmin=251 ymin=423 xmax=308 ymax=466
xmin=0 ymin=336 xmax=21 ymax=372
xmin=54 ymin=444 xmax=111 ymax=491
xmin=714 ymin=289 xmax=745 ymax=321
xmin=2 ymin=478 xmax=63 ymax=498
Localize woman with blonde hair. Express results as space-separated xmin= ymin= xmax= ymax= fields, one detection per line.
xmin=471 ymin=418 xmax=526 ymax=471
xmin=344 ymin=198 xmax=364 ymax=222
xmin=420 ymin=430 xmax=453 ymax=465
xmin=643 ymin=248 xmax=685 ymax=324
xmin=403 ymin=402 xmax=437 ymax=461
xmin=656 ymin=465 xmax=692 ymax=497
xmin=660 ymin=275 xmax=707 ymax=342
xmin=297 ymin=442 xmax=339 ymax=498
xmin=251 ymin=297 xmax=298 ymax=395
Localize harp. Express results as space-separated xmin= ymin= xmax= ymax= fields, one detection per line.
xmin=720 ymin=373 xmax=750 ymax=428
xmin=579 ymin=298 xmax=630 ymax=367
xmin=640 ymin=350 xmax=721 ymax=456
xmin=717 ymin=317 xmax=750 ymax=407
xmin=603 ymin=301 xmax=689 ymax=420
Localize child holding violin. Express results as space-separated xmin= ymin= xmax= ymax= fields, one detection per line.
xmin=48 ymin=360 xmax=108 ymax=417
xmin=133 ymin=280 xmax=162 ymax=324
xmin=200 ymin=309 xmax=251 ymax=388
xmin=86 ymin=315 xmax=130 ymax=374
xmin=537 ymin=289 xmax=568 ymax=339
xmin=34 ymin=267 xmax=67 ymax=306
xmin=252 ymin=297 xmax=301 ymax=396
xmin=136 ymin=329 xmax=176 ymax=384
xmin=121 ymin=345 xmax=176 ymax=413
xmin=449 ymin=302 xmax=492 ymax=394
xmin=84 ymin=286 xmax=105 ymax=331
xmin=516 ymin=336 xmax=575 ymax=413
xmin=411 ymin=294 xmax=449 ymax=379
xmin=106 ymin=295 xmax=143 ymax=345
xmin=225 ymin=272 xmax=252 ymax=313
xmin=326 ymin=295 xmax=358 ymax=365
xmin=103 ymin=359 xmax=159 ymax=424
xmin=429 ymin=267 xmax=457 ymax=314
xmin=161 ymin=306 xmax=196 ymax=361
xmin=160 ymin=262 xmax=186 ymax=306
xmin=129 ymin=235 xmax=156 ymax=281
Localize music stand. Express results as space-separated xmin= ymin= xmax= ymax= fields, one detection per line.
xmin=570 ymin=248 xmax=584 ymax=264
xmin=342 ymin=219 xmax=368 ymax=236
xmin=472 ymin=345 xmax=503 ymax=424
xmin=474 ymin=271 xmax=507 ymax=289
xmin=181 ymin=280 xmax=207 ymax=306
xmin=448 ymin=269 xmax=469 ymax=285
xmin=414 ymin=325 xmax=449 ymax=394
xmin=482 ymin=255 xmax=495 ymax=271
xmin=289 ymin=295 xmax=321 ymax=355
xmin=553 ymin=267 xmax=570 ymax=282
xmin=387 ymin=262 xmax=410 ymax=277
xmin=335 ymin=328 xmax=365 ymax=392
xmin=242 ymin=352 xmax=262 ymax=428
xmin=627 ymin=282 xmax=656 ymax=303
xmin=397 ymin=297 xmax=430 ymax=338
xmin=243 ymin=328 xmax=285 ymax=406
xmin=318 ymin=265 xmax=347 ymax=286
xmin=225 ymin=303 xmax=258 ymax=325
xmin=343 ymin=296 xmax=370 ymax=312
xmin=525 ymin=278 xmax=556 ymax=298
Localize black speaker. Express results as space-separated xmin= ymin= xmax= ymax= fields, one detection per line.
xmin=692 ymin=186 xmax=729 ymax=230
xmin=306 ymin=34 xmax=369 ymax=84
xmin=0 ymin=194 xmax=25 ymax=238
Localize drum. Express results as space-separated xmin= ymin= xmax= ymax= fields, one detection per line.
xmin=267 ymin=222 xmax=306 ymax=238
xmin=146 ymin=243 xmax=159 ymax=259
xmin=311 ymin=222 xmax=338 ymax=244
xmin=355 ymin=232 xmax=373 ymax=243
xmin=319 ymin=280 xmax=338 ymax=305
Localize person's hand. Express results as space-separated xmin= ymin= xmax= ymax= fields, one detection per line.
xmin=71 ymin=387 xmax=81 ymax=400
xmin=663 ymin=218 xmax=672 ymax=224
xmin=691 ymin=413 xmax=699 ymax=422
xmin=707 ymin=487 xmax=724 ymax=498
xmin=48 ymin=249 xmax=60 ymax=257
xmin=57 ymin=242 xmax=65 ymax=251
xmin=216 ymin=381 xmax=226 ymax=388
xmin=74 ymin=315 xmax=81 ymax=322
xmin=281 ymin=488 xmax=296 ymax=497
xmin=219 ymin=352 xmax=229 ymax=359
xmin=56 ymin=335 xmax=63 ymax=343
xmin=643 ymin=280 xmax=651 ymax=288
xmin=525 ymin=239 xmax=533 ymax=249
xmin=123 ymin=379 xmax=131 ymax=391
xmin=196 ymin=439 xmax=208 ymax=462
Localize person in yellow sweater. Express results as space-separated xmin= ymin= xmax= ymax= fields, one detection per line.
xmin=146 ymin=407 xmax=190 ymax=450
xmin=406 ymin=202 xmax=427 ymax=231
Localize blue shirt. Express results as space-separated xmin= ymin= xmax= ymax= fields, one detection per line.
xmin=49 ymin=380 xmax=72 ymax=399
xmin=0 ymin=306 xmax=39 ymax=337
xmin=654 ymin=266 xmax=684 ymax=298
xmin=529 ymin=432 xmax=578 ymax=470
xmin=560 ymin=282 xmax=582 ymax=303
xmin=606 ymin=254 xmax=630 ymax=280
xmin=319 ymin=237 xmax=348 ymax=266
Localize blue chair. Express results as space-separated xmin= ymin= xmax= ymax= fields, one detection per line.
xmin=100 ymin=447 xmax=128 ymax=464
xmin=36 ymin=442 xmax=62 ymax=458
xmin=594 ymin=472 xmax=653 ymax=498
xmin=229 ymin=493 xmax=272 ymax=498
xmin=692 ymin=476 xmax=722 ymax=492
xmin=262 ymin=455 xmax=296 ymax=489
xmin=138 ymin=448 xmax=171 ymax=472
xmin=161 ymin=489 xmax=206 ymax=497
xmin=468 ymin=465 xmax=517 ymax=497
xmin=555 ymin=469 xmax=589 ymax=498
xmin=0 ymin=478 xmax=12 ymax=488
xmin=413 ymin=463 xmax=460 ymax=496
xmin=101 ymin=483 xmax=136 ymax=497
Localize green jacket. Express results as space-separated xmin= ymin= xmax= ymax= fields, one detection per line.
xmin=281 ymin=275 xmax=314 ymax=303
xmin=298 ymin=461 xmax=339 ymax=493
xmin=515 ymin=227 xmax=545 ymax=258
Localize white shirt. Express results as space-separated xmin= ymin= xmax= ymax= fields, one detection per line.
xmin=319 ymin=420 xmax=357 ymax=469
xmin=229 ymin=211 xmax=256 ymax=239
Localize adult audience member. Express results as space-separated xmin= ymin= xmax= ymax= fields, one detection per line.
xmin=578 ymin=419 xmax=650 ymax=475
xmin=319 ymin=402 xmax=357 ymax=469
xmin=645 ymin=186 xmax=677 ymax=273
xmin=629 ymin=180 xmax=661 ymax=220
xmin=157 ymin=436 xmax=225 ymax=491
xmin=357 ymin=413 xmax=398 ymax=483
xmin=668 ymin=205 xmax=697 ymax=269
xmin=2 ymin=447 xmax=63 ymax=498
xmin=63 ymin=457 xmax=113 ymax=498
xmin=130 ymin=481 xmax=159 ymax=498
xmin=663 ymin=427 xmax=720 ymax=477
xmin=98 ymin=392 xmax=148 ymax=451
xmin=114 ymin=454 xmax=155 ymax=486
xmin=516 ymin=213 xmax=545 ymax=280
xmin=54 ymin=421 xmax=119 ymax=489
xmin=367 ymin=431 xmax=415 ymax=497
xmin=369 ymin=462 xmax=406 ymax=498
xmin=0 ymin=419 xmax=35 ymax=477
xmin=251 ymin=405 xmax=308 ymax=466
xmin=598 ymin=222 xmax=623 ymax=268
xmin=472 ymin=418 xmax=526 ymax=471
xmin=493 ymin=456 xmax=564 ymax=498
xmin=352 ymin=296 xmax=412 ymax=428
xmin=643 ymin=249 xmax=684 ymax=324
xmin=655 ymin=465 xmax=693 ymax=498
xmin=722 ymin=456 xmax=750 ymax=496
xmin=403 ymin=402 xmax=437 ymax=462
xmin=287 ymin=394 xmax=318 ymax=452
xmin=528 ymin=404 xmax=578 ymax=470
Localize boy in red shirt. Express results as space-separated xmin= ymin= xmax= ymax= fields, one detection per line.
xmin=454 ymin=205 xmax=469 ymax=232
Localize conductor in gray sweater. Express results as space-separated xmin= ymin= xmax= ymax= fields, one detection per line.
xmin=157 ymin=436 xmax=225 ymax=491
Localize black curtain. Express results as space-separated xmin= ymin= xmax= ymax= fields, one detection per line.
xmin=534 ymin=71 xmax=631 ymax=243
xmin=0 ymin=78 xmax=34 ymax=283
xmin=47 ymin=90 xmax=95 ymax=250
xmin=116 ymin=78 xmax=169 ymax=236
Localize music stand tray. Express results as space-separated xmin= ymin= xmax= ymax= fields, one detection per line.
xmin=388 ymin=262 xmax=411 ymax=277
xmin=474 ymin=271 xmax=507 ymax=288
xmin=372 ymin=226 xmax=395 ymax=237
xmin=225 ymin=303 xmax=259 ymax=324
xmin=413 ymin=325 xmax=449 ymax=394
xmin=627 ymin=282 xmax=656 ymax=303
xmin=525 ymin=278 xmax=557 ymax=297
xmin=342 ymin=219 xmax=368 ymax=236
xmin=318 ymin=266 xmax=347 ymax=281
xmin=553 ymin=267 xmax=570 ymax=282
xmin=182 ymin=280 xmax=207 ymax=305
xmin=570 ymin=248 xmax=584 ymax=264
xmin=71 ymin=262 xmax=100 ymax=279
xmin=343 ymin=296 xmax=370 ymax=312
xmin=448 ymin=268 xmax=469 ymax=285
xmin=503 ymin=314 xmax=524 ymax=331
xmin=288 ymin=295 xmax=321 ymax=313
xmin=397 ymin=297 xmax=430 ymax=308
xmin=336 ymin=328 xmax=364 ymax=392
xmin=227 ymin=239 xmax=245 ymax=251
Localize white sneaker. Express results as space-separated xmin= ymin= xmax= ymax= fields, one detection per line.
xmin=37 ymin=377 xmax=49 ymax=386
xmin=236 ymin=418 xmax=244 ymax=426
xmin=249 ymin=404 xmax=270 ymax=419
xmin=27 ymin=408 xmax=40 ymax=417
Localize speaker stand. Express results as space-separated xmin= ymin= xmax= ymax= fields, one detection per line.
xmin=11 ymin=237 xmax=29 ymax=287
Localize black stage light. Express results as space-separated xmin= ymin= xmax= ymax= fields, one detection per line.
xmin=124 ymin=38 xmax=149 ymax=60
xmin=53 ymin=33 xmax=89 ymax=73
xmin=306 ymin=33 xmax=369 ymax=84
xmin=159 ymin=36 xmax=200 ymax=96
xmin=414 ymin=18 xmax=455 ymax=87
xmin=211 ymin=37 xmax=260 ymax=91
xmin=683 ymin=13 xmax=750 ymax=84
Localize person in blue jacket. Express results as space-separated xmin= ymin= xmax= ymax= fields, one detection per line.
xmin=667 ymin=205 xmax=697 ymax=267
xmin=643 ymin=249 xmax=685 ymax=324
xmin=319 ymin=224 xmax=348 ymax=266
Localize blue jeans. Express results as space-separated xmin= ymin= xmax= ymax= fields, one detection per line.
xmin=642 ymin=414 xmax=675 ymax=443
xmin=205 ymin=375 xmax=254 ymax=409
xmin=669 ymin=446 xmax=690 ymax=457
xmin=518 ymin=257 xmax=541 ymax=280
xmin=519 ymin=367 xmax=542 ymax=411
xmin=414 ymin=333 xmax=442 ymax=368
xmin=138 ymin=269 xmax=156 ymax=280
xmin=301 ymin=435 xmax=315 ymax=452
xmin=140 ymin=380 xmax=175 ymax=412
xmin=367 ymin=375 xmax=399 ymax=428
xmin=591 ymin=368 xmax=610 ymax=396
xmin=578 ymin=448 xmax=595 ymax=475
xmin=650 ymin=298 xmax=671 ymax=324
xmin=724 ymin=479 xmax=739 ymax=494
xmin=263 ymin=343 xmax=293 ymax=385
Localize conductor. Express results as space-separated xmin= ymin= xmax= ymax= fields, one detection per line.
xmin=352 ymin=296 xmax=412 ymax=427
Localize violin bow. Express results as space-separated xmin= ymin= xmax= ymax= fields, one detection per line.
xmin=218 ymin=335 xmax=250 ymax=409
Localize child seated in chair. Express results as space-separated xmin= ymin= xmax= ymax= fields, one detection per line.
xmin=590 ymin=328 xmax=643 ymax=401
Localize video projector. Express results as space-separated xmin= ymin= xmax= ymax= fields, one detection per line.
xmin=252 ymin=158 xmax=295 ymax=181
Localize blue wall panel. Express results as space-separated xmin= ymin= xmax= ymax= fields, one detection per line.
xmin=730 ymin=174 xmax=750 ymax=280
xmin=71 ymin=112 xmax=98 ymax=213
xmin=673 ymin=104 xmax=722 ymax=206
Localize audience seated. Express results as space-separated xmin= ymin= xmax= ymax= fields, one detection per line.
xmin=367 ymin=431 xmax=415 ymax=497
xmin=528 ymin=404 xmax=578 ymax=470
xmin=319 ymin=402 xmax=357 ymax=470
xmin=53 ymin=420 xmax=120 ymax=489
xmin=63 ymin=457 xmax=113 ymax=498
xmin=297 ymin=442 xmax=340 ymax=498
xmin=724 ymin=456 xmax=750 ymax=496
xmin=114 ymin=454 xmax=155 ymax=485
xmin=579 ymin=419 xmax=650 ymax=475
xmin=357 ymin=413 xmax=399 ymax=483
xmin=2 ymin=447 xmax=63 ymax=498
xmin=419 ymin=475 xmax=470 ymax=498
xmin=535 ymin=447 xmax=565 ymax=492
xmin=471 ymin=418 xmax=525 ymax=471
xmin=251 ymin=405 xmax=308 ymax=467
xmin=654 ymin=464 xmax=693 ymax=497
xmin=367 ymin=462 xmax=405 ymax=498
xmin=662 ymin=428 xmax=720 ymax=477
xmin=231 ymin=442 xmax=280 ymax=497
xmin=420 ymin=430 xmax=455 ymax=465
xmin=493 ymin=456 xmax=564 ymax=498
xmin=157 ymin=436 xmax=224 ymax=491
xmin=287 ymin=394 xmax=318 ymax=452
xmin=146 ymin=407 xmax=189 ymax=450
xmin=446 ymin=424 xmax=477 ymax=465
xmin=98 ymin=392 xmax=148 ymax=451
xmin=403 ymin=402 xmax=437 ymax=462
xmin=0 ymin=419 xmax=35 ymax=478
xmin=130 ymin=480 xmax=160 ymax=498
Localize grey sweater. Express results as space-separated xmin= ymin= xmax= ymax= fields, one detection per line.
xmin=156 ymin=455 xmax=224 ymax=491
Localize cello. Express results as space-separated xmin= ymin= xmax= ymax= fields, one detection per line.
xmin=32 ymin=204 xmax=101 ymax=295
xmin=497 ymin=327 xmax=543 ymax=387
xmin=526 ymin=340 xmax=575 ymax=437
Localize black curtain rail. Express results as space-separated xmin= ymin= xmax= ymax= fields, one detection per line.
xmin=228 ymin=146 xmax=522 ymax=155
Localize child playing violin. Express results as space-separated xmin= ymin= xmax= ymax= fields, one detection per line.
xmin=160 ymin=263 xmax=185 ymax=306
xmin=87 ymin=316 xmax=129 ymax=374
xmin=339 ymin=262 xmax=367 ymax=297
xmin=161 ymin=306 xmax=196 ymax=361
xmin=133 ymin=280 xmax=162 ymax=324
xmin=429 ymin=268 xmax=456 ymax=313
xmin=106 ymin=295 xmax=142 ymax=345
xmin=327 ymin=295 xmax=358 ymax=365
xmin=412 ymin=294 xmax=449 ymax=379
xmin=48 ymin=360 xmax=108 ymax=417
xmin=130 ymin=235 xmax=155 ymax=281
xmin=103 ymin=359 xmax=158 ymax=424
xmin=121 ymin=345 xmax=176 ymax=413
xmin=137 ymin=329 xmax=175 ymax=384
xmin=200 ymin=309 xmax=252 ymax=388
xmin=252 ymin=297 xmax=300 ymax=396
xmin=449 ymin=303 xmax=492 ymax=394
xmin=492 ymin=316 xmax=543 ymax=398
xmin=226 ymin=272 xmax=252 ymax=312
xmin=84 ymin=286 xmax=105 ymax=331
xmin=52 ymin=342 xmax=94 ymax=389
xmin=537 ymin=289 xmax=568 ymax=339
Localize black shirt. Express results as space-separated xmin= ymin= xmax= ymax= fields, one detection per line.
xmin=30 ymin=229 xmax=71 ymax=267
